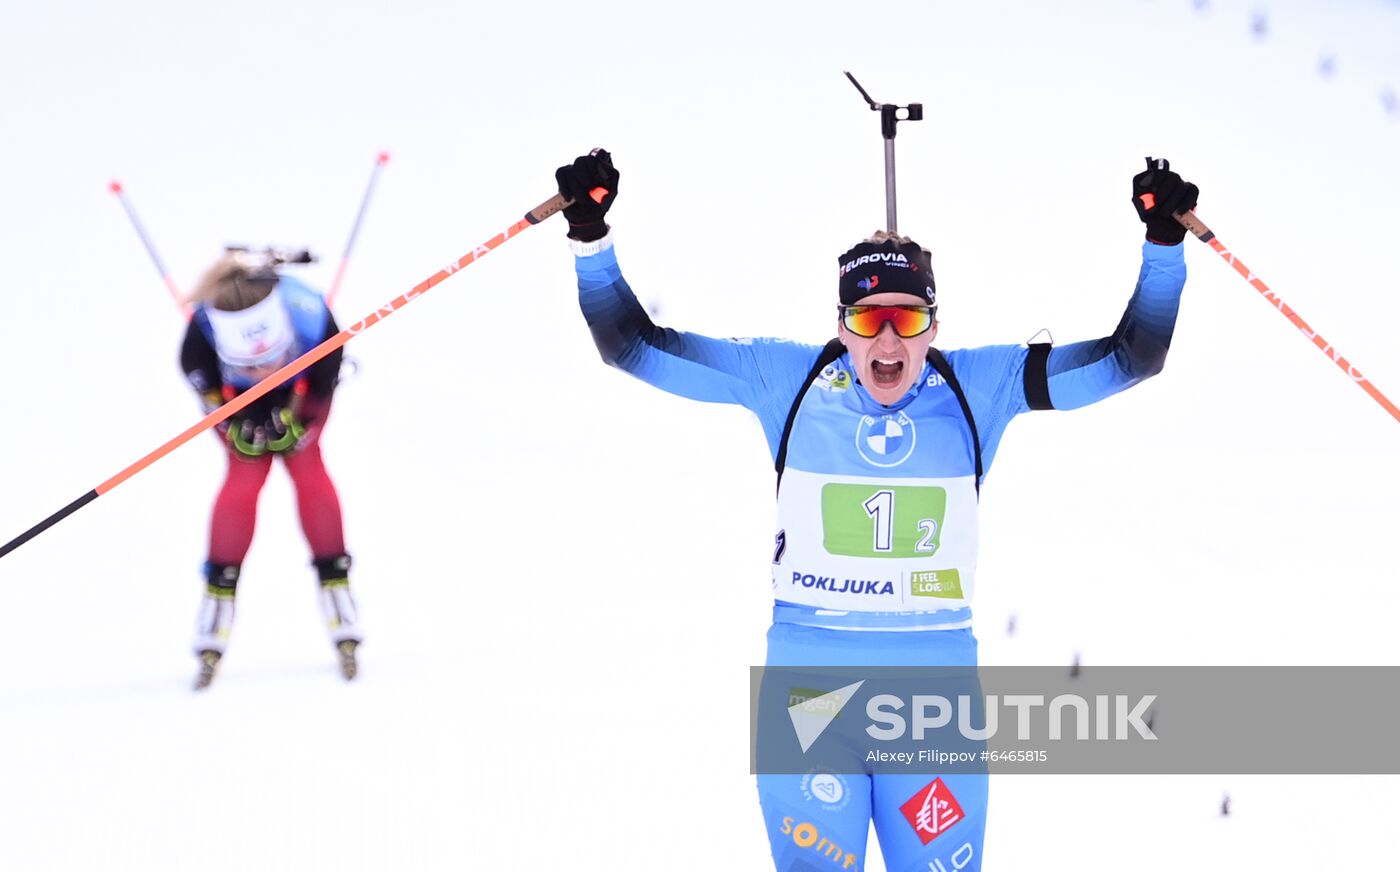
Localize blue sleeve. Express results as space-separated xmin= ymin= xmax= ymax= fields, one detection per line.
xmin=1044 ymin=241 xmax=1187 ymax=410
xmin=944 ymin=241 xmax=1187 ymax=473
xmin=575 ymin=237 xmax=824 ymax=446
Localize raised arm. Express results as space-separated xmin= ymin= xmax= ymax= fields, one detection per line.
xmin=943 ymin=159 xmax=1200 ymax=475
xmin=1044 ymin=158 xmax=1198 ymax=409
xmin=1042 ymin=240 xmax=1187 ymax=409
xmin=558 ymin=150 xmax=820 ymax=419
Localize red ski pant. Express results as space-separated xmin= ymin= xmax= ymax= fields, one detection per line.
xmin=206 ymin=439 xmax=346 ymax=566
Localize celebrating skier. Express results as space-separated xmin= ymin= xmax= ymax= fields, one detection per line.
xmin=181 ymin=250 xmax=362 ymax=689
xmin=555 ymin=149 xmax=1197 ymax=871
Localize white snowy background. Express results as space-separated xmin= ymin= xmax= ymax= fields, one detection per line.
xmin=1 ymin=0 xmax=1397 ymax=869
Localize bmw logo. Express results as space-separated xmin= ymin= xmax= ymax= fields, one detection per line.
xmin=855 ymin=412 xmax=917 ymax=467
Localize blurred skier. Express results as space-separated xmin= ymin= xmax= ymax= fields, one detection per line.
xmin=181 ymin=250 xmax=362 ymax=689
xmin=556 ymin=149 xmax=1198 ymax=871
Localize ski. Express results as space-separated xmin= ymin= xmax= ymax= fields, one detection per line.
xmin=193 ymin=650 xmax=221 ymax=691
xmin=337 ymin=639 xmax=359 ymax=681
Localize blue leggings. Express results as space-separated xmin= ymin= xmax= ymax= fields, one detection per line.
xmin=757 ymin=623 xmax=987 ymax=872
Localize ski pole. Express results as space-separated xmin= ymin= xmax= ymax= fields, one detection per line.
xmin=109 ymin=180 xmax=191 ymax=318
xmin=326 ymin=151 xmax=390 ymax=309
xmin=0 ymin=185 xmax=604 ymax=561
xmin=1175 ymin=211 xmax=1400 ymax=425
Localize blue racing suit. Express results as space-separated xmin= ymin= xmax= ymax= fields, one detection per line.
xmin=573 ymin=232 xmax=1187 ymax=872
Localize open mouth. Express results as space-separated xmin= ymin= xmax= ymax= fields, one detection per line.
xmin=870 ymin=358 xmax=904 ymax=387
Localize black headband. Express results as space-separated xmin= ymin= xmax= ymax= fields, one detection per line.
xmin=837 ymin=238 xmax=936 ymax=306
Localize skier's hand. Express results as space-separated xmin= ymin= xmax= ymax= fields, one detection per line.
xmin=555 ymin=149 xmax=619 ymax=242
xmin=226 ymin=416 xmax=268 ymax=459
xmin=197 ymin=389 xmax=225 ymax=418
xmin=265 ymin=406 xmax=308 ymax=454
xmin=1132 ymin=157 xmax=1199 ymax=245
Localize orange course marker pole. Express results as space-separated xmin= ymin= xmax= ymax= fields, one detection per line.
xmin=1175 ymin=210 xmax=1400 ymax=426
xmin=326 ymin=151 xmax=391 ymax=309
xmin=0 ymin=187 xmax=596 ymax=561
xmin=109 ymin=180 xmax=192 ymax=319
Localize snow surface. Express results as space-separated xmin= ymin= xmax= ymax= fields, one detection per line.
xmin=1 ymin=0 xmax=1396 ymax=869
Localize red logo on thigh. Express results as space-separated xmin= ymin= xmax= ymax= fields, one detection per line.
xmin=900 ymin=778 xmax=965 ymax=844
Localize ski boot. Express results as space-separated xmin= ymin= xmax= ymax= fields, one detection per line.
xmin=192 ymin=562 xmax=239 ymax=691
xmin=314 ymin=554 xmax=363 ymax=681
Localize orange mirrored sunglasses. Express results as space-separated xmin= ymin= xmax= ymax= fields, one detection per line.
xmin=839 ymin=305 xmax=935 ymax=338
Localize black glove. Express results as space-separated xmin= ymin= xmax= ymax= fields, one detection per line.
xmin=555 ymin=149 xmax=619 ymax=242
xmin=1131 ymin=157 xmax=1199 ymax=245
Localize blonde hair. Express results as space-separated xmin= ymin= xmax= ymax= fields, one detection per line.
xmin=864 ymin=229 xmax=932 ymax=261
xmin=186 ymin=252 xmax=277 ymax=312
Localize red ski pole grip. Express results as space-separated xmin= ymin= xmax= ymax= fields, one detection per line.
xmin=589 ymin=186 xmax=608 ymax=204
